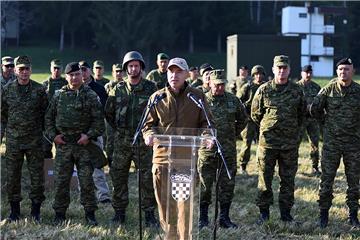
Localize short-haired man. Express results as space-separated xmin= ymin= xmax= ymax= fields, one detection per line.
xmin=251 ymin=55 xmax=304 ymax=224
xmin=310 ymin=57 xmax=360 ymax=228
xmin=146 ymin=52 xmax=169 ymax=89
xmin=45 ymin=62 xmax=105 ymax=226
xmin=296 ymin=65 xmax=321 ymax=176
xmin=143 ymin=57 xmax=213 ymax=239
xmin=2 ymin=56 xmax=48 ymax=222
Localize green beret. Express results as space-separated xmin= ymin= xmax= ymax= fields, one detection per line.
xmin=93 ymin=60 xmax=104 ymax=68
xmin=273 ymin=55 xmax=290 ymax=67
xmin=14 ymin=55 xmax=31 ymax=68
xmin=209 ymin=69 xmax=227 ymax=84
xmin=2 ymin=56 xmax=14 ymax=65
xmin=65 ymin=62 xmax=81 ymax=74
xmin=51 ymin=59 xmax=62 ymax=68
xmin=336 ymin=57 xmax=353 ymax=67
xmin=157 ymin=53 xmax=169 ymax=61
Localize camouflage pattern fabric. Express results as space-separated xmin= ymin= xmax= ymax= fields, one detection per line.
xmin=1 ymin=79 xmax=48 ymax=204
xmin=198 ymin=91 xmax=247 ymax=205
xmin=95 ymin=77 xmax=110 ymax=87
xmin=45 ymin=84 xmax=105 ymax=213
xmin=228 ymin=76 xmax=250 ymax=95
xmin=42 ymin=76 xmax=68 ymax=100
xmin=146 ymin=69 xmax=167 ymax=89
xmin=310 ymin=79 xmax=360 ymax=211
xmin=189 ymin=78 xmax=203 ymax=88
xmin=105 ymin=78 xmax=157 ymax=211
xmin=0 ymin=73 xmax=16 ymax=142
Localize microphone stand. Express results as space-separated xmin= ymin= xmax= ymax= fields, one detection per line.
xmin=197 ymin=98 xmax=231 ymax=240
xmin=132 ymin=95 xmax=159 ymax=240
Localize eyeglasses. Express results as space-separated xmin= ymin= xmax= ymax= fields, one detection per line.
xmin=4 ymin=64 xmax=14 ymax=68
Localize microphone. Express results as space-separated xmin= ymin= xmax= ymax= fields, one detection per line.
xmin=153 ymin=92 xmax=167 ymax=105
xmin=187 ymin=92 xmax=202 ymax=108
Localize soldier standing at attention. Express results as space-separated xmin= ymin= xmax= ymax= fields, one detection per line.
xmin=42 ymin=59 xmax=67 ymax=158
xmin=309 ymin=58 xmax=360 ymax=228
xmin=238 ymin=65 xmax=266 ymax=174
xmin=197 ymin=63 xmax=214 ymax=93
xmin=296 ymin=65 xmax=321 ymax=176
xmin=251 ymin=55 xmax=304 ymax=224
xmin=197 ymin=69 xmax=247 ymax=229
xmin=93 ymin=60 xmax=110 ymax=87
xmin=105 ymin=51 xmax=158 ymax=227
xmin=187 ymin=66 xmax=202 ymax=88
xmin=228 ymin=65 xmax=250 ymax=95
xmin=2 ymin=56 xmax=48 ymax=222
xmin=45 ymin=62 xmax=105 ymax=226
xmin=146 ymin=52 xmax=170 ymax=89
xmin=105 ymin=63 xmax=125 ymax=94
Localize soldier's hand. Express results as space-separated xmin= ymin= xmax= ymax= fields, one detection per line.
xmin=144 ymin=135 xmax=154 ymax=146
xmin=54 ymin=134 xmax=66 ymax=145
xmin=77 ymin=133 xmax=90 ymax=145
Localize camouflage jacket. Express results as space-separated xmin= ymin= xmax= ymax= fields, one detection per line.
xmin=187 ymin=78 xmax=203 ymax=89
xmin=105 ymin=79 xmax=123 ymax=94
xmin=228 ymin=76 xmax=251 ymax=95
xmin=146 ymin=69 xmax=167 ymax=89
xmin=237 ymin=81 xmax=262 ymax=114
xmin=42 ymin=76 xmax=67 ymax=100
xmin=0 ymin=73 xmax=16 ymax=88
xmin=105 ymin=78 xmax=157 ymax=135
xmin=45 ymin=84 xmax=104 ymax=142
xmin=199 ymin=91 xmax=248 ymax=156
xmin=251 ymin=79 xmax=305 ymax=149
xmin=94 ymin=77 xmax=110 ymax=87
xmin=310 ymin=79 xmax=360 ymax=147
xmin=1 ymin=79 xmax=48 ymax=147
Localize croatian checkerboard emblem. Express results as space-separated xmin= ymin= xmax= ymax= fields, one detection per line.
xmin=171 ymin=174 xmax=191 ymax=202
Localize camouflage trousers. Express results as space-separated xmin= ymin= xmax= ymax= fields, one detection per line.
xmin=318 ymin=145 xmax=360 ymax=211
xmin=5 ymin=144 xmax=45 ymax=204
xmin=105 ymin=121 xmax=114 ymax=160
xmin=110 ymin=133 xmax=156 ymax=211
xmin=299 ymin=119 xmax=320 ymax=168
xmin=238 ymin=121 xmax=258 ymax=167
xmin=53 ymin=143 xmax=97 ymax=213
xmin=198 ymin=151 xmax=237 ymax=206
xmin=256 ymin=146 xmax=298 ymax=210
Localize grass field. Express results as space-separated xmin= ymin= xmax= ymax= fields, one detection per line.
xmin=1 ymin=140 xmax=360 ymax=240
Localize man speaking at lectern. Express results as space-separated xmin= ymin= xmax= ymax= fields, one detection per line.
xmin=142 ymin=57 xmax=213 ymax=240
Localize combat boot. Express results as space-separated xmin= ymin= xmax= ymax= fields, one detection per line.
xmin=280 ymin=209 xmax=294 ymax=222
xmin=30 ymin=201 xmax=41 ymax=222
xmin=53 ymin=212 xmax=66 ymax=225
xmin=219 ymin=203 xmax=238 ymax=229
xmin=8 ymin=201 xmax=20 ymax=222
xmin=318 ymin=209 xmax=328 ymax=229
xmin=256 ymin=208 xmax=270 ymax=225
xmin=198 ymin=203 xmax=209 ymax=229
xmin=349 ymin=210 xmax=360 ymax=228
xmin=112 ymin=210 xmax=125 ymax=224
xmin=85 ymin=210 xmax=98 ymax=226
xmin=145 ymin=210 xmax=159 ymax=228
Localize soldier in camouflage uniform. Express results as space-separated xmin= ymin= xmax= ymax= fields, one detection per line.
xmin=309 ymin=57 xmax=360 ymax=229
xmin=296 ymin=65 xmax=321 ymax=176
xmin=42 ymin=59 xmax=67 ymax=158
xmin=198 ymin=69 xmax=248 ymax=229
xmin=251 ymin=55 xmax=304 ymax=224
xmin=238 ymin=65 xmax=266 ymax=174
xmin=1 ymin=56 xmax=48 ymax=222
xmin=45 ymin=62 xmax=105 ymax=226
xmin=93 ymin=60 xmax=110 ymax=87
xmin=197 ymin=63 xmax=214 ymax=93
xmin=187 ymin=66 xmax=202 ymax=88
xmin=1 ymin=56 xmax=16 ymax=143
xmin=228 ymin=65 xmax=251 ymax=95
xmin=105 ymin=63 xmax=125 ymax=94
xmin=105 ymin=51 xmax=158 ymax=227
xmin=146 ymin=52 xmax=169 ymax=89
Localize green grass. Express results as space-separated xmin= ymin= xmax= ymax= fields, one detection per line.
xmin=1 ymin=140 xmax=360 ymax=239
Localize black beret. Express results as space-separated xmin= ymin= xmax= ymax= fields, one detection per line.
xmin=65 ymin=62 xmax=81 ymax=74
xmin=336 ymin=57 xmax=353 ymax=68
xmin=79 ymin=60 xmax=91 ymax=69
xmin=302 ymin=65 xmax=313 ymax=72
xmin=199 ymin=63 xmax=214 ymax=76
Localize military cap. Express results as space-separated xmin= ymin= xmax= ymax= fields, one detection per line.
xmin=336 ymin=57 xmax=353 ymax=68
xmin=273 ymin=55 xmax=290 ymax=67
xmin=209 ymin=69 xmax=228 ymax=84
xmin=302 ymin=65 xmax=313 ymax=72
xmin=93 ymin=60 xmax=104 ymax=68
xmin=251 ymin=65 xmax=266 ymax=76
xmin=112 ymin=63 xmax=123 ymax=71
xmin=2 ymin=56 xmax=14 ymax=65
xmin=51 ymin=59 xmax=62 ymax=68
xmin=14 ymin=55 xmax=31 ymax=68
xmin=65 ymin=62 xmax=81 ymax=74
xmin=157 ymin=53 xmax=169 ymax=61
xmin=79 ymin=60 xmax=91 ymax=69
xmin=199 ymin=63 xmax=214 ymax=76
xmin=239 ymin=65 xmax=249 ymax=70
xmin=189 ymin=66 xmax=198 ymax=71
xmin=168 ymin=57 xmax=189 ymax=71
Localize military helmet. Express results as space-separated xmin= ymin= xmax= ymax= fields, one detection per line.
xmin=251 ymin=65 xmax=266 ymax=77
xmin=122 ymin=51 xmax=145 ymax=70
